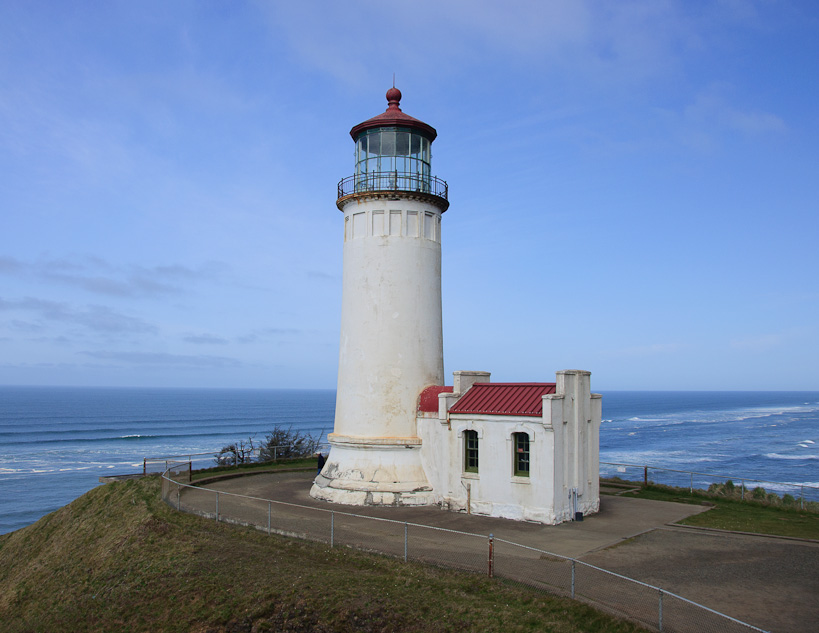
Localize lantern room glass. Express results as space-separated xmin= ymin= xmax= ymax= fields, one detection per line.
xmin=355 ymin=127 xmax=431 ymax=192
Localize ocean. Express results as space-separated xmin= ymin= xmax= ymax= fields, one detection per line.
xmin=1 ymin=387 xmax=817 ymax=535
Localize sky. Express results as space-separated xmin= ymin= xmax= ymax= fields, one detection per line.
xmin=1 ymin=1 xmax=817 ymax=391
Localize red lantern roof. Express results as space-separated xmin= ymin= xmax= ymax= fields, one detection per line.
xmin=449 ymin=383 xmax=557 ymax=417
xmin=350 ymin=87 xmax=437 ymax=141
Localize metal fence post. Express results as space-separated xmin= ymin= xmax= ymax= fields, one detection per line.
xmin=741 ymin=480 xmax=746 ymax=501
xmin=404 ymin=522 xmax=408 ymax=562
xmin=143 ymin=458 xmax=147 ymax=475
xmin=644 ymin=466 xmax=648 ymax=487
xmin=330 ymin=511 xmax=334 ymax=548
xmin=176 ymin=486 xmax=180 ymax=511
xmin=488 ymin=534 xmax=494 ymax=578
xmin=571 ymin=560 xmax=576 ymax=599
xmin=658 ymin=589 xmax=664 ymax=632
xmin=690 ymin=473 xmax=693 ymax=494
xmin=801 ymin=485 xmax=804 ymax=510
xmin=216 ymin=491 xmax=220 ymax=522
xmin=268 ymin=502 xmax=271 ymax=535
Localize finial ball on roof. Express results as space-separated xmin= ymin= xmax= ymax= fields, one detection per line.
xmin=386 ymin=86 xmax=402 ymax=108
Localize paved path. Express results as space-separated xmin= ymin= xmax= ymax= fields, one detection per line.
xmin=581 ymin=526 xmax=819 ymax=633
xmin=180 ymin=471 xmax=818 ymax=633
xmin=202 ymin=471 xmax=705 ymax=557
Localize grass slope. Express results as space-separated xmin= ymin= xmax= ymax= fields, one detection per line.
xmin=0 ymin=477 xmax=648 ymax=633
xmin=607 ymin=483 xmax=819 ymax=539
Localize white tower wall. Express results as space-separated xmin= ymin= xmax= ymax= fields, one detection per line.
xmin=310 ymin=195 xmax=445 ymax=505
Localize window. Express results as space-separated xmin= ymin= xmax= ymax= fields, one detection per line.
xmin=513 ymin=432 xmax=530 ymax=477
xmin=464 ymin=430 xmax=479 ymax=473
xmin=353 ymin=128 xmax=432 ymax=190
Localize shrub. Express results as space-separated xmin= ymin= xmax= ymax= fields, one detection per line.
xmin=215 ymin=426 xmax=321 ymax=466
xmin=215 ymin=437 xmax=257 ymax=466
xmin=751 ymin=486 xmax=767 ymax=501
xmin=259 ymin=426 xmax=320 ymax=461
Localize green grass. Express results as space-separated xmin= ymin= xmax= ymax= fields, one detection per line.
xmin=0 ymin=477 xmax=649 ymax=633
xmin=604 ymin=481 xmax=819 ymax=539
xmin=190 ymin=457 xmax=317 ymax=481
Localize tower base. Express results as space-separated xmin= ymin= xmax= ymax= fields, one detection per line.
xmin=309 ymin=434 xmax=436 ymax=506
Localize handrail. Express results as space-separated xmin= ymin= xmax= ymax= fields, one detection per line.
xmin=337 ymin=171 xmax=448 ymax=201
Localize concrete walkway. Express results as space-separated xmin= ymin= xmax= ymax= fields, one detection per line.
xmin=202 ymin=471 xmax=704 ymax=558
xmin=182 ymin=470 xmax=818 ymax=633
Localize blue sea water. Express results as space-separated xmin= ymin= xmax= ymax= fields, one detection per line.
xmin=0 ymin=387 xmax=335 ymax=535
xmin=0 ymin=387 xmax=817 ymax=535
xmin=599 ymin=391 xmax=819 ymax=496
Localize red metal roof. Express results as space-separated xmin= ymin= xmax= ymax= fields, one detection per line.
xmin=350 ymin=87 xmax=437 ymax=141
xmin=449 ymin=383 xmax=556 ymax=417
xmin=418 ymin=385 xmax=454 ymax=412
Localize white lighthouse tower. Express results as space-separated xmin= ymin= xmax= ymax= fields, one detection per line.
xmin=310 ymin=87 xmax=448 ymax=506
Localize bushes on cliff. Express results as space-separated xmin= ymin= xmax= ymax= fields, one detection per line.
xmin=215 ymin=425 xmax=321 ymax=466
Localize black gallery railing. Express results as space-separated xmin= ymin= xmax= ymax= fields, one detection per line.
xmin=338 ymin=172 xmax=448 ymax=200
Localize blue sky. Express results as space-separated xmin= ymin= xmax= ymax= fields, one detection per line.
xmin=1 ymin=1 xmax=817 ymax=390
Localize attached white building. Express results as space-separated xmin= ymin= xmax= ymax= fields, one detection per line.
xmin=417 ymin=370 xmax=602 ymax=524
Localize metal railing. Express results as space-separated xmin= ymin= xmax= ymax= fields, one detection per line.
xmin=160 ymin=465 xmax=768 ymax=633
xmin=143 ymin=452 xmax=216 ymax=475
xmin=145 ymin=442 xmax=331 ymax=474
xmin=338 ymin=171 xmax=448 ymax=201
xmin=600 ymin=461 xmax=819 ymax=509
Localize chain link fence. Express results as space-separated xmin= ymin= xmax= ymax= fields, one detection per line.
xmin=160 ymin=466 xmax=768 ymax=633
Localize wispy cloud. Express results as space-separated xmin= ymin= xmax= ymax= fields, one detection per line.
xmin=684 ymin=86 xmax=786 ymax=136
xmin=5 ymin=319 xmax=46 ymax=333
xmin=260 ymin=1 xmax=708 ymax=87
xmin=79 ymin=350 xmax=243 ymax=368
xmin=307 ymin=270 xmax=337 ymax=281
xmin=236 ymin=327 xmax=302 ymax=344
xmin=0 ymin=296 xmax=157 ymax=334
xmin=729 ymin=331 xmax=801 ymax=352
xmin=183 ymin=334 xmax=229 ymax=345
xmin=0 ymin=255 xmax=228 ymax=298
xmin=0 ymin=257 xmax=24 ymax=274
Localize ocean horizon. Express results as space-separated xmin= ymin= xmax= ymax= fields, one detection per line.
xmin=1 ymin=386 xmax=817 ymax=535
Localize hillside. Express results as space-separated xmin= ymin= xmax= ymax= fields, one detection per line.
xmin=0 ymin=477 xmax=647 ymax=633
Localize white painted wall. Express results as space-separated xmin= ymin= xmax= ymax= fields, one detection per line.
xmin=418 ymin=369 xmax=602 ymax=524
xmin=311 ymin=194 xmax=445 ymax=505
xmin=334 ymin=197 xmax=443 ymax=440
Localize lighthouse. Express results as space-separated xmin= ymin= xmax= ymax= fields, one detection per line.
xmin=310 ymin=87 xmax=448 ymax=506
xmin=309 ymin=88 xmax=602 ymax=524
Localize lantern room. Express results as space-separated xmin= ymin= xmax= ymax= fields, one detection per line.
xmin=338 ymin=87 xmax=448 ymax=207
xmin=354 ymin=127 xmax=431 ymax=182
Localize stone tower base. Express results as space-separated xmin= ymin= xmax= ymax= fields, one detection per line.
xmin=309 ymin=434 xmax=436 ymax=506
